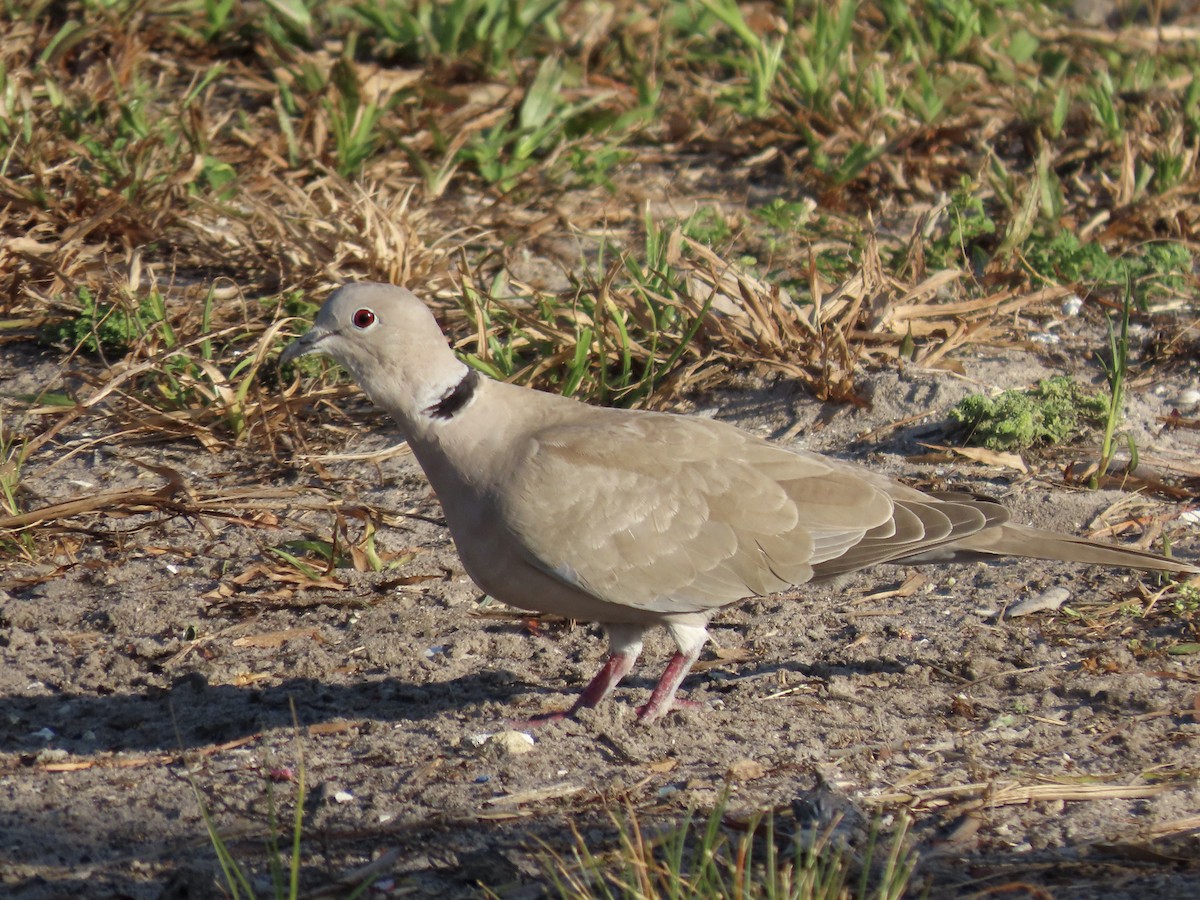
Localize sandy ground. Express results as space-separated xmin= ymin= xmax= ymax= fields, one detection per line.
xmin=1 ymin=310 xmax=1198 ymax=898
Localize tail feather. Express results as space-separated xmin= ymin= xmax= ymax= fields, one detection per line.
xmin=953 ymin=523 xmax=1200 ymax=575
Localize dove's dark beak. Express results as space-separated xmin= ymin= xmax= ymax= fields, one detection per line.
xmin=279 ymin=326 xmax=328 ymax=367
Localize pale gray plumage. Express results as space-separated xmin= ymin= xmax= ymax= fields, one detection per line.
xmin=281 ymin=283 xmax=1199 ymax=723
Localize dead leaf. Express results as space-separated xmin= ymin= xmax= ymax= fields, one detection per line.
xmin=379 ymin=573 xmax=444 ymax=590
xmin=41 ymin=760 xmax=95 ymax=772
xmin=231 ymin=566 xmax=267 ymax=586
xmin=646 ymin=758 xmax=678 ymax=774
xmin=6 ymin=237 xmax=58 ymax=255
xmin=482 ymin=782 xmax=584 ymax=806
xmin=693 ymin=645 xmax=752 ymax=672
xmin=230 ymin=672 xmax=274 ymax=686
xmin=232 ymin=627 xmax=324 ymax=648
xmin=859 ymin=572 xmax=928 ymax=602
xmin=918 ymin=443 xmax=1028 ymax=473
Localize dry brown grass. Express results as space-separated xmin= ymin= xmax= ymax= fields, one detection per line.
xmin=1 ymin=0 xmax=1199 ymax=541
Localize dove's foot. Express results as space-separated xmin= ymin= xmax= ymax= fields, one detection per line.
xmin=509 ymin=650 xmax=638 ymax=727
xmin=636 ymin=696 xmax=701 ymax=721
xmin=510 ymin=645 xmax=704 ymax=725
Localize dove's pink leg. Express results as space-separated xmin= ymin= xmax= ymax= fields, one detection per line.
xmin=636 ymin=645 xmax=704 ymax=722
xmin=512 ymin=622 xmax=709 ymax=725
xmin=510 ymin=625 xmax=644 ymax=727
xmin=574 ymin=651 xmax=638 ymax=708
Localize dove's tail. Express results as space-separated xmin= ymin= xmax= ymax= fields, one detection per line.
xmin=951 ymin=523 xmax=1199 ymax=575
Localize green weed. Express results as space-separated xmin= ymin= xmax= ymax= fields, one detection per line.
xmin=41 ymin=287 xmax=169 ymax=357
xmin=0 ymin=409 xmax=28 ymax=519
xmin=39 ymin=285 xmax=288 ymax=444
xmin=256 ymin=0 xmax=316 ymax=49
xmin=560 ymin=141 xmax=633 ymax=192
xmin=1093 ymin=282 xmax=1133 ymax=487
xmin=780 ymin=0 xmax=858 ymax=115
xmin=325 ymin=54 xmax=392 ymax=177
xmin=1022 ymin=236 xmax=1192 ymax=304
xmin=949 ymin=376 xmax=1108 ymax=452
xmin=350 ymin=0 xmax=564 ymax=73
xmin=460 ymin=57 xmax=610 ymax=192
xmin=1173 ymin=583 xmax=1200 ymax=615
xmin=1082 ymin=68 xmax=1122 ymax=140
xmin=928 ymin=176 xmax=996 ymax=271
xmin=752 ymin=198 xmax=816 ymax=233
xmin=680 ymin=206 xmax=733 ymax=247
xmin=750 ymin=198 xmax=818 ymax=258
xmin=273 ymin=48 xmax=396 ymax=177
xmin=696 ymin=0 xmax=785 ymax=118
xmin=454 ymin=216 xmax=710 ymax=406
xmin=189 ymin=757 xmax=307 ymax=899
xmin=271 ymin=509 xmax=402 ymax=576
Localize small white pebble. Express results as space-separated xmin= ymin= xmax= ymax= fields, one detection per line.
xmin=464 ymin=732 xmax=493 ymax=749
xmin=464 ymin=730 xmax=535 ymax=756
xmin=1061 ymin=294 xmax=1083 ymax=316
xmin=333 ymin=790 xmax=354 ymax=804
xmin=492 ymin=731 xmax=535 ymax=754
xmin=1175 ymin=388 xmax=1200 ymax=407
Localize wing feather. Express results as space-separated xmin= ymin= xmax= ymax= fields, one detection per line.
xmin=498 ymin=413 xmax=893 ymax=613
xmin=495 ymin=410 xmax=1029 ymax=612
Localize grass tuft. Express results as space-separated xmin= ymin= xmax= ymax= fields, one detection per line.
xmin=523 ymin=792 xmax=916 ymax=900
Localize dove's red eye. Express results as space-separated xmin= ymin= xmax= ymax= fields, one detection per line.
xmin=352 ymin=308 xmax=376 ymax=329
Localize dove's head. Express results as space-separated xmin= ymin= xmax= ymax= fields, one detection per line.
xmin=281 ymin=283 xmax=474 ymax=427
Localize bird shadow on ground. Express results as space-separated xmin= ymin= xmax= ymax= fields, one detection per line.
xmin=0 ymin=800 xmax=570 ymax=900
xmin=0 ymin=669 xmax=542 ymax=756
xmin=5 ymin=773 xmax=1198 ymax=900
xmin=0 ymin=652 xmax=924 ymax=757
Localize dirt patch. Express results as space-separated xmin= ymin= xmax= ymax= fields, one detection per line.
xmin=2 ymin=317 xmax=1199 ymax=899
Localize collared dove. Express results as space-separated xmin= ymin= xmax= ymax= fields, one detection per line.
xmin=281 ymin=283 xmax=1198 ymax=722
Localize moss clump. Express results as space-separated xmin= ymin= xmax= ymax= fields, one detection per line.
xmin=949 ymin=376 xmax=1108 ymax=451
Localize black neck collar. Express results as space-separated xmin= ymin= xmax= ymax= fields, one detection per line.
xmin=426 ymin=369 xmax=479 ymax=420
